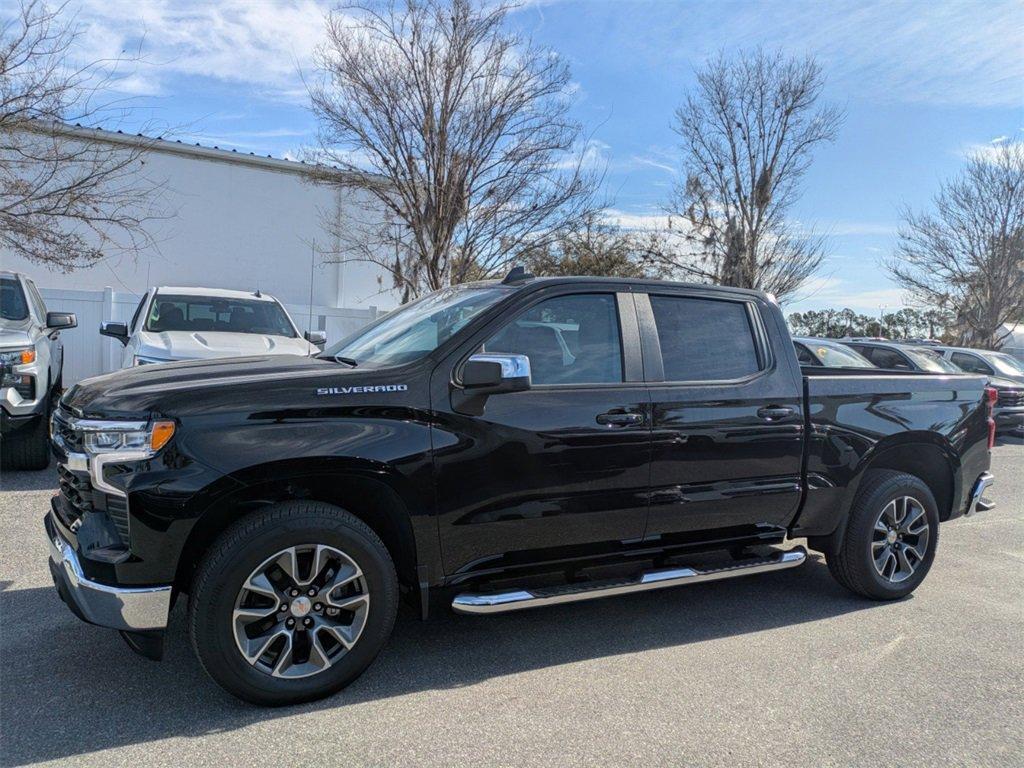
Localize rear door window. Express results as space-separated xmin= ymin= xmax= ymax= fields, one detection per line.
xmin=649 ymin=295 xmax=762 ymax=381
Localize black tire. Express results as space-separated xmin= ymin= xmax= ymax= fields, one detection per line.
xmin=188 ymin=500 xmax=398 ymax=706
xmin=1 ymin=407 xmax=50 ymax=471
xmin=827 ymin=469 xmax=940 ymax=600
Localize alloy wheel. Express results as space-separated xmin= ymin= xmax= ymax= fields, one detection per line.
xmin=232 ymin=544 xmax=370 ymax=678
xmin=871 ymin=496 xmax=930 ymax=584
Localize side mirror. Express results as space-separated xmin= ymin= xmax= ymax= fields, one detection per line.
xmin=453 ymin=354 xmax=531 ymax=416
xmin=46 ymin=312 xmax=77 ymax=331
xmin=462 ymin=353 xmax=531 ymax=394
xmin=100 ymin=321 xmax=130 ymax=346
xmin=304 ymin=330 xmax=327 ymax=347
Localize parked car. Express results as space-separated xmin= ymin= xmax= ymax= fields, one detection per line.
xmin=793 ymin=337 xmax=875 ymax=368
xmin=0 ymin=271 xmax=77 ymax=470
xmin=99 ymin=286 xmax=326 ymax=368
xmin=931 ymin=345 xmax=1024 ymax=434
xmin=840 ymin=340 xmax=962 ymax=373
xmin=48 ymin=272 xmax=995 ymax=705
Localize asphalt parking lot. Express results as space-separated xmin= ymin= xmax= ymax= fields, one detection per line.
xmin=1 ymin=437 xmax=1021 ymax=768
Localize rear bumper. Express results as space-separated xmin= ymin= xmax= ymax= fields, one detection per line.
xmin=45 ymin=513 xmax=172 ymax=631
xmin=965 ymin=472 xmax=995 ymax=516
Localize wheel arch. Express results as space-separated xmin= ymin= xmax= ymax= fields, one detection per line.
xmin=174 ymin=459 xmax=425 ymax=598
xmin=810 ymin=432 xmax=959 ymax=553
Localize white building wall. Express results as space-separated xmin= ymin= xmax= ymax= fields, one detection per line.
xmin=1 ymin=131 xmax=397 ymax=320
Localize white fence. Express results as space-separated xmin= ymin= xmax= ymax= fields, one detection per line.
xmin=40 ymin=287 xmax=380 ymax=385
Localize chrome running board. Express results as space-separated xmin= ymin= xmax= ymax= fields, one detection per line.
xmin=452 ymin=547 xmax=807 ymax=615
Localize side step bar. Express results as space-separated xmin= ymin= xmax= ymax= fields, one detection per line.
xmin=452 ymin=547 xmax=807 ymax=615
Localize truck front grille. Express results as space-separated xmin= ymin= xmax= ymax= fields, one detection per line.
xmin=997 ymin=390 xmax=1023 ymax=408
xmin=52 ymin=406 xmax=83 ymax=451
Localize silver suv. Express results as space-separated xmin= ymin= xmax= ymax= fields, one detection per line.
xmin=1 ymin=272 xmax=77 ymax=469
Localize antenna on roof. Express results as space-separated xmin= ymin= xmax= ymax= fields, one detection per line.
xmin=502 ymin=265 xmax=534 ymax=284
xmin=254 ymin=288 xmax=262 ymax=298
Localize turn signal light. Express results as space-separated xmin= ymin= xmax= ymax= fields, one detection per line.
xmin=20 ymin=349 xmax=35 ymax=364
xmin=150 ymin=421 xmax=176 ymax=451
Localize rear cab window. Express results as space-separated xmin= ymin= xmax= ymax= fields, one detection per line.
xmin=648 ymin=295 xmax=763 ymax=381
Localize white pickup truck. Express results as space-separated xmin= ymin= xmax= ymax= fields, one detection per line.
xmin=1 ymin=271 xmax=77 ymax=469
xmin=100 ymin=286 xmax=325 ymax=368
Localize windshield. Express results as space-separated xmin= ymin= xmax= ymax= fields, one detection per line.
xmin=146 ymin=295 xmax=297 ymax=337
xmin=1 ymin=277 xmax=29 ymax=322
xmin=982 ymin=351 xmax=1024 ymax=377
xmin=905 ymin=347 xmax=961 ymax=373
xmin=802 ymin=339 xmax=875 ymax=368
xmin=323 ymin=285 xmax=510 ymax=368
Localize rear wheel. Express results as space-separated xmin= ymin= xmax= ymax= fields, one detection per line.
xmin=188 ymin=501 xmax=398 ymax=706
xmin=827 ymin=470 xmax=940 ymax=600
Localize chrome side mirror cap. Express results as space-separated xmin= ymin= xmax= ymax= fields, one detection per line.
xmin=462 ymin=353 xmax=531 ymax=394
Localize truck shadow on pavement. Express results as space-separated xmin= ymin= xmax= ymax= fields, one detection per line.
xmin=0 ymin=553 xmax=888 ymax=766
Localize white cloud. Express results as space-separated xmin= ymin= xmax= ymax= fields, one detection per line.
xmin=960 ymin=132 xmax=1023 ymax=164
xmin=68 ymin=0 xmax=333 ymax=98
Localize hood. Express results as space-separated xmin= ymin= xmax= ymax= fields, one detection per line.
xmin=63 ymin=354 xmax=394 ymax=418
xmin=0 ymin=318 xmax=34 ymax=349
xmin=988 ymin=375 xmax=1024 ymax=390
xmin=137 ymin=330 xmax=315 ymax=360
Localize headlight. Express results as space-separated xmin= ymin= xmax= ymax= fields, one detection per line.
xmin=133 ymin=355 xmax=171 ymax=366
xmin=75 ymin=419 xmax=176 ymax=457
xmin=1 ymin=348 xmax=36 ymax=365
xmin=1 ymin=347 xmax=36 ymax=389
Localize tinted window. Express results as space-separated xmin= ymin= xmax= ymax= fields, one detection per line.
xmin=867 ymin=347 xmax=911 ymax=369
xmin=802 ymin=340 xmax=875 ymax=368
xmin=146 ymin=295 xmax=296 ymax=337
xmin=650 ymin=296 xmax=761 ymax=381
xmin=1 ymin=278 xmax=29 ymax=321
xmin=482 ymin=294 xmax=623 ymax=385
xmin=794 ymin=343 xmax=819 ymax=366
xmin=951 ymin=352 xmax=993 ymax=375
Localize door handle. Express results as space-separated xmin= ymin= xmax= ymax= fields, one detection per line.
xmin=757 ymin=405 xmax=797 ymax=422
xmin=596 ymin=412 xmax=644 ymax=426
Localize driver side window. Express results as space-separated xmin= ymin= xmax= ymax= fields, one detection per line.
xmin=951 ymin=352 xmax=993 ymax=375
xmin=481 ymin=294 xmax=623 ymax=386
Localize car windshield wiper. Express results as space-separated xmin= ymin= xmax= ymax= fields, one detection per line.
xmin=331 ymin=355 xmax=358 ymax=367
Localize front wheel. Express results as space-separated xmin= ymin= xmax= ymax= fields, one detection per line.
xmin=188 ymin=501 xmax=398 ymax=706
xmin=826 ymin=469 xmax=940 ymax=600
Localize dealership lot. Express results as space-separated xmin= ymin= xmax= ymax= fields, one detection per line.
xmin=1 ymin=438 xmax=1021 ymax=768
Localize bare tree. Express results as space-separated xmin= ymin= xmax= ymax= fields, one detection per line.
xmin=887 ymin=140 xmax=1024 ymax=349
xmin=660 ymin=49 xmax=843 ymax=302
xmin=308 ymin=0 xmax=599 ymax=301
xmin=527 ymin=214 xmax=656 ymax=279
xmin=1 ymin=0 xmax=160 ymax=271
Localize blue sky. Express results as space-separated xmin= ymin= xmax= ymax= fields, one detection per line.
xmin=55 ymin=0 xmax=1024 ymax=312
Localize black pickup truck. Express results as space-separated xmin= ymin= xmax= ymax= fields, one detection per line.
xmin=46 ymin=273 xmax=996 ymax=705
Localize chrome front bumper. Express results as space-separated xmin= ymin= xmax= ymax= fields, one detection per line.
xmin=965 ymin=472 xmax=995 ymax=516
xmin=46 ymin=514 xmax=171 ymax=631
